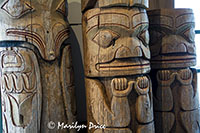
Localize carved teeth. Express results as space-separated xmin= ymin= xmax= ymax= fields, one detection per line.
xmin=112 ymin=78 xmax=128 ymax=91
xmin=2 ymin=72 xmax=35 ymax=93
xmin=2 ymin=74 xmax=14 ymax=92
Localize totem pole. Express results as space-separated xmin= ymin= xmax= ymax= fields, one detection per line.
xmin=82 ymin=0 xmax=154 ymax=132
xmin=0 ymin=0 xmax=76 ymax=133
xmin=148 ymin=9 xmax=200 ymax=133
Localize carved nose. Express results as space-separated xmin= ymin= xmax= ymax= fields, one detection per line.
xmin=47 ymin=51 xmax=56 ymax=60
xmin=115 ymin=46 xmax=132 ymax=58
xmin=162 ymin=43 xmax=187 ymax=54
xmin=116 ymin=46 xmax=143 ymax=58
xmin=133 ymin=46 xmax=143 ymax=57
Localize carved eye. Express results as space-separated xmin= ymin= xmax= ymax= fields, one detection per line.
xmin=92 ymin=30 xmax=119 ymax=48
xmin=56 ymin=1 xmax=66 ymax=16
xmin=149 ymin=30 xmax=164 ymax=45
xmin=1 ymin=0 xmax=34 ymax=19
xmin=138 ymin=30 xmax=149 ymax=46
xmin=183 ymin=28 xmax=195 ymax=43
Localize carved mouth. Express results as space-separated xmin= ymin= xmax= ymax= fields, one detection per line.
xmin=151 ymin=54 xmax=196 ymax=63
xmin=96 ymin=58 xmax=150 ymax=71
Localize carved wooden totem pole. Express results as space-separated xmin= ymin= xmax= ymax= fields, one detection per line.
xmin=148 ymin=9 xmax=200 ymax=133
xmin=82 ymin=0 xmax=155 ymax=132
xmin=0 ymin=0 xmax=76 ymax=132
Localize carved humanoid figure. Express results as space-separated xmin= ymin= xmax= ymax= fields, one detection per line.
xmin=0 ymin=0 xmax=76 ymax=132
xmin=148 ymin=9 xmax=200 ymax=133
xmin=82 ymin=0 xmax=154 ymax=132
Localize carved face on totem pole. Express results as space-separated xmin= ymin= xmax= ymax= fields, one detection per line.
xmin=82 ymin=0 xmax=150 ymax=77
xmin=0 ymin=0 xmax=68 ymax=60
xmin=83 ymin=1 xmax=155 ymax=133
xmin=0 ymin=0 xmax=72 ymax=132
xmin=148 ymin=9 xmax=196 ymax=69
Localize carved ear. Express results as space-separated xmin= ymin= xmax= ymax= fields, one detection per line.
xmin=1 ymin=0 xmax=34 ymax=19
xmin=56 ymin=0 xmax=66 ymax=17
xmin=81 ymin=0 xmax=97 ymax=12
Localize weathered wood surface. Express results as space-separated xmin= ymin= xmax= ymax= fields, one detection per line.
xmin=149 ymin=0 xmax=174 ymax=9
xmin=83 ymin=7 xmax=151 ymax=77
xmin=82 ymin=0 xmax=154 ymax=132
xmin=1 ymin=47 xmax=42 ymax=133
xmin=86 ymin=76 xmax=154 ymax=133
xmin=148 ymin=9 xmax=200 ymax=133
xmin=0 ymin=0 xmax=76 ymax=132
xmin=148 ymin=9 xmax=196 ymax=69
xmin=150 ymin=68 xmax=200 ymax=133
xmin=82 ymin=0 xmax=149 ymax=12
xmin=0 ymin=0 xmax=69 ymax=61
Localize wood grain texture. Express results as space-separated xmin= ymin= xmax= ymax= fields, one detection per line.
xmin=86 ymin=76 xmax=154 ymax=133
xmin=151 ymin=68 xmax=200 ymax=133
xmin=81 ymin=0 xmax=149 ymax=12
xmin=0 ymin=47 xmax=42 ymax=133
xmin=148 ymin=9 xmax=196 ymax=69
xmin=82 ymin=1 xmax=155 ymax=132
xmin=0 ymin=0 xmax=76 ymax=132
xmin=149 ymin=0 xmax=174 ymax=9
xmin=83 ymin=7 xmax=151 ymax=77
xmin=149 ymin=9 xmax=200 ymax=133
xmin=0 ymin=0 xmax=69 ymax=61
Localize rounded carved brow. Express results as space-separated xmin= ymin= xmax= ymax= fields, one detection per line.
xmin=85 ymin=10 xmax=150 ymax=33
xmin=175 ymin=13 xmax=195 ymax=28
xmin=132 ymin=12 xmax=149 ymax=29
xmin=86 ymin=12 xmax=130 ymax=33
xmin=149 ymin=15 xmax=174 ymax=29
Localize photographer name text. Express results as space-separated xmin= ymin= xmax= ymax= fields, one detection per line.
xmin=47 ymin=121 xmax=106 ymax=131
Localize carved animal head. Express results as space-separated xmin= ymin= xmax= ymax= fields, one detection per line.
xmin=83 ymin=8 xmax=150 ymax=77
xmin=0 ymin=0 xmax=68 ymax=60
xmin=148 ymin=9 xmax=196 ymax=68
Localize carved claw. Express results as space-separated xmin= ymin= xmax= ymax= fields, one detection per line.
xmin=158 ymin=70 xmax=170 ymax=81
xmin=177 ymin=68 xmax=193 ymax=84
xmin=112 ymin=78 xmax=127 ymax=91
xmin=157 ymin=70 xmax=175 ymax=86
xmin=135 ymin=76 xmax=149 ymax=95
xmin=138 ymin=76 xmax=149 ymax=89
xmin=111 ymin=78 xmax=133 ymax=97
xmin=179 ymin=68 xmax=192 ymax=80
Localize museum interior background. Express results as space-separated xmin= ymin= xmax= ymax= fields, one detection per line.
xmin=0 ymin=0 xmax=200 ymax=132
